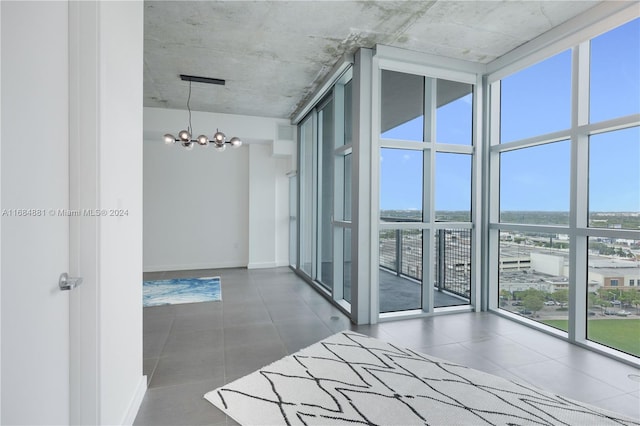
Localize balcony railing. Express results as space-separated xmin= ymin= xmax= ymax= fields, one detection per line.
xmin=379 ymin=224 xmax=471 ymax=300
xmin=435 ymin=229 xmax=472 ymax=298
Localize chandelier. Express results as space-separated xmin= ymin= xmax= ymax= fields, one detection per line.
xmin=163 ymin=74 xmax=242 ymax=151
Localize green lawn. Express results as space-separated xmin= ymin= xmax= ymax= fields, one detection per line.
xmin=543 ymin=319 xmax=640 ymax=357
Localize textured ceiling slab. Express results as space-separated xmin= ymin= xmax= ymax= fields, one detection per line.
xmin=144 ymin=0 xmax=601 ymax=119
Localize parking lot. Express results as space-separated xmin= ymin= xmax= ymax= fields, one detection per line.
xmin=501 ymin=302 xmax=638 ymax=320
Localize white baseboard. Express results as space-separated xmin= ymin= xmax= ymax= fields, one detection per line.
xmin=121 ymin=375 xmax=147 ymax=425
xmin=143 ymin=261 xmax=246 ymax=273
xmin=247 ymin=261 xmax=278 ymax=269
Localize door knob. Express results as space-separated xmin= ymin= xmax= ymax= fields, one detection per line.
xmin=59 ymin=273 xmax=83 ymax=291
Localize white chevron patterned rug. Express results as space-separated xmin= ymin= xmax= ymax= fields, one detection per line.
xmin=205 ymin=331 xmax=638 ymax=425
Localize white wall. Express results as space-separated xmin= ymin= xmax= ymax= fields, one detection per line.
xmin=0 ymin=0 xmax=3 ymax=416
xmin=144 ymin=107 xmax=294 ymax=271
xmin=275 ymin=156 xmax=292 ymax=267
xmin=247 ymin=144 xmax=292 ymax=268
xmin=97 ymin=2 xmax=145 ymax=424
xmin=144 ymin=134 xmax=250 ymax=270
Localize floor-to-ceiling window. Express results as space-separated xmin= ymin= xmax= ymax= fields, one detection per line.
xmin=377 ymin=67 xmax=475 ymax=317
xmin=299 ymin=115 xmax=315 ymax=277
xmin=335 ymin=77 xmax=353 ymax=304
xmin=293 ymin=8 xmax=637 ymax=365
xmin=317 ymin=96 xmax=335 ymax=291
xmin=296 ymin=69 xmax=353 ymax=309
xmin=288 ymin=173 xmax=297 ymax=268
xmin=489 ymin=17 xmax=639 ymax=359
xmin=585 ymin=19 xmax=640 ymax=357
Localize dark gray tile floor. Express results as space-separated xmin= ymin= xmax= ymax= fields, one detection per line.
xmin=134 ymin=267 xmax=640 ymax=425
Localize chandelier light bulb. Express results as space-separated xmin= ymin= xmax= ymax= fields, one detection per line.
xmin=213 ymin=130 xmax=226 ymax=143
xmin=196 ymin=135 xmax=209 ymax=146
xmin=164 ymin=134 xmax=176 ymax=145
xmin=229 ymin=136 xmax=242 ymax=148
xmin=178 ymin=130 xmax=191 ymax=141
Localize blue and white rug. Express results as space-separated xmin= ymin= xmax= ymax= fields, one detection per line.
xmin=143 ymin=276 xmax=221 ymax=307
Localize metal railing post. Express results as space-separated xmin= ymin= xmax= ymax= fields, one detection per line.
xmin=396 ymin=229 xmax=402 ymax=276
xmin=438 ymin=229 xmax=445 ymax=291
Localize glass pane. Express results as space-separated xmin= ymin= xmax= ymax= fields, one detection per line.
xmin=381 ymin=70 xmax=424 ymax=142
xmin=434 ymin=229 xmax=471 ymax=307
xmin=500 ymin=141 xmax=570 ymax=225
xmin=318 ymin=101 xmax=334 ymax=291
xmin=343 ymin=227 xmax=352 ymax=304
xmin=498 ymin=230 xmax=570 ymax=331
xmin=436 ymin=80 xmax=473 ymax=145
xmin=379 ymin=228 xmax=422 ymax=313
xmin=590 ymin=18 xmax=640 ymax=123
xmin=299 ymin=117 xmax=314 ymax=276
xmin=589 ymin=127 xmax=640 ymax=229
xmin=587 ymin=237 xmax=640 ymax=357
xmin=344 ymin=80 xmax=353 ymax=146
xmin=289 ymin=176 xmax=297 ymax=268
xmin=379 ymin=229 xmax=397 ymax=272
xmin=500 ymin=50 xmax=571 ymax=143
xmin=435 ymin=153 xmax=471 ymax=222
xmin=344 ymin=153 xmax=352 ymax=221
xmin=380 ymin=148 xmax=423 ymax=221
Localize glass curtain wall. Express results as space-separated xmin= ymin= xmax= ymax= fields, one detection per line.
xmin=586 ymin=19 xmax=639 ymax=357
xmin=296 ymin=70 xmax=353 ymax=309
xmin=490 ymin=17 xmax=639 ymax=359
xmin=289 ymin=174 xmax=297 ymax=268
xmin=336 ymin=78 xmax=353 ymax=304
xmin=299 ymin=116 xmax=315 ymax=277
xmin=379 ymin=69 xmax=474 ymax=315
xmin=317 ymin=98 xmax=334 ymax=291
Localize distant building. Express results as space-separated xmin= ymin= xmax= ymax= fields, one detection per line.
xmin=499 ymin=239 xmax=640 ymax=294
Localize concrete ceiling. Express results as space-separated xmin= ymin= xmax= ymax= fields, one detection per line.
xmin=144 ymin=0 xmax=601 ymax=121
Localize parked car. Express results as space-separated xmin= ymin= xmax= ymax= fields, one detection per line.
xmin=615 ymin=310 xmax=630 ymax=317
xmin=511 ymin=301 xmax=522 ymax=306
xmin=611 ymin=300 xmax=621 ymax=306
xmin=518 ymin=309 xmax=533 ymax=315
xmin=544 ymin=301 xmax=556 ymax=306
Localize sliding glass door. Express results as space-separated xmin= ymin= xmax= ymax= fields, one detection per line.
xmin=317 ymin=98 xmax=334 ymax=291
xmin=296 ymin=70 xmax=353 ymax=309
xmin=299 ymin=115 xmax=315 ymax=277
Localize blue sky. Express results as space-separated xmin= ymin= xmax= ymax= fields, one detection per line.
xmin=380 ymin=18 xmax=639 ymax=213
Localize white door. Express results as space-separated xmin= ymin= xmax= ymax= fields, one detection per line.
xmin=1 ymin=2 xmax=71 ymax=423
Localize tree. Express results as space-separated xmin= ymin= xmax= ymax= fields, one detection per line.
xmin=499 ymin=289 xmax=512 ymax=306
xmin=523 ymin=294 xmax=544 ymax=314
xmin=552 ymin=289 xmax=569 ymax=305
xmin=619 ymin=290 xmax=637 ymax=308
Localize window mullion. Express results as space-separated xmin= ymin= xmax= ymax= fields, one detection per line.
xmin=422 ymin=77 xmax=436 ymax=312
xmin=569 ymin=42 xmax=591 ymax=342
